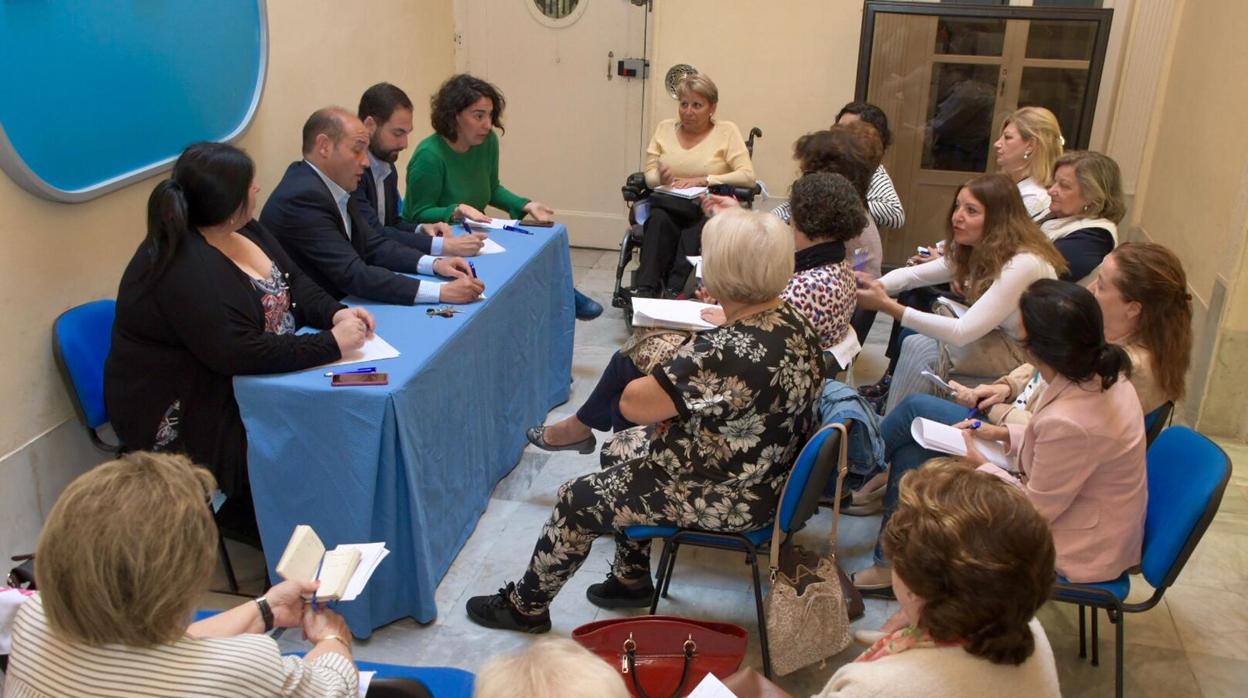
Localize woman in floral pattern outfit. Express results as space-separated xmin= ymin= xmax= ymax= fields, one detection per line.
xmin=466 ymin=209 xmax=828 ymax=632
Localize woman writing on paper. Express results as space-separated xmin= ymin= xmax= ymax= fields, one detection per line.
xmin=633 ymin=73 xmax=755 ymax=298
xmin=401 ymin=73 xmax=601 ymax=320
xmin=852 ymin=279 xmax=1146 ymax=595
xmin=4 ymin=452 xmax=358 ymax=697
xmin=105 ymin=142 xmax=373 ymax=543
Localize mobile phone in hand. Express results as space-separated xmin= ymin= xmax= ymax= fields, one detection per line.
xmin=331 ymin=372 xmax=389 ymax=387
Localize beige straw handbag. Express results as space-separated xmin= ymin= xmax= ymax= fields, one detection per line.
xmin=763 ymin=422 xmax=853 ymax=676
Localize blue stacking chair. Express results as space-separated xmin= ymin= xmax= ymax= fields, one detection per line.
xmin=1052 ymin=426 xmax=1231 ymax=698
xmin=622 ymin=420 xmax=850 ymax=678
xmin=53 ymin=299 xmax=240 ymax=592
xmin=1143 ymin=400 xmax=1174 ymax=447
xmin=52 ymin=299 xmax=120 ymax=452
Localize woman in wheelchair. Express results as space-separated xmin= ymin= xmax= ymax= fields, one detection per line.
xmin=527 ymin=172 xmax=864 ymax=454
xmin=466 ymin=209 xmax=825 ymax=632
xmin=633 ymin=73 xmax=755 ymax=298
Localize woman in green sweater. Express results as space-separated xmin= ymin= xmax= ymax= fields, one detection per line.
xmin=403 ymin=74 xmax=601 ymax=319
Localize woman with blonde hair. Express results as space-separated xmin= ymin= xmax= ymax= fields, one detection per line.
xmin=467 ymin=209 xmax=825 ymax=631
xmin=856 ymin=174 xmax=1067 ymax=413
xmin=634 ymin=73 xmax=756 ymax=297
xmin=5 ymin=452 xmax=358 ymax=696
xmin=819 ymin=460 xmax=1060 ymax=697
xmin=994 ymin=106 xmax=1064 ymax=220
xmin=1042 ymin=150 xmax=1126 ymax=283
xmin=474 ymin=638 xmax=629 ymax=698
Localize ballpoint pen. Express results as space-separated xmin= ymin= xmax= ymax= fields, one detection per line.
xmin=501 ymin=224 xmax=533 ymax=235
xmin=323 ymin=367 xmax=377 ymax=377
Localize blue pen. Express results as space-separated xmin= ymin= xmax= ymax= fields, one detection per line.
xmin=323 ymin=367 xmax=376 ymax=377
xmin=468 ymin=261 xmax=477 ymax=278
xmin=964 ymin=405 xmax=979 ymax=421
xmin=462 ymin=220 xmax=472 ymax=235
xmin=502 ymin=224 xmax=533 ymax=235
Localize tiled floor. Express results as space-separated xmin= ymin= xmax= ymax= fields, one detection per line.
xmin=204 ymin=248 xmax=1248 ymax=697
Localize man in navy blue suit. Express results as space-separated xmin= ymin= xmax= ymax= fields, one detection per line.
xmin=261 ymin=107 xmax=485 ymax=305
xmin=355 ymin=82 xmax=487 ymax=257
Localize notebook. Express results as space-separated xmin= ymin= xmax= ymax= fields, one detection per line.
xmin=653 ymin=184 xmax=708 ymax=199
xmin=274 ymin=525 xmax=389 ymax=602
xmin=910 ymin=417 xmax=1011 ymax=470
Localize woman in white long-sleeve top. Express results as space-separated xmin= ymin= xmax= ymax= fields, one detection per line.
xmin=856 ymin=174 xmax=1067 ymax=413
xmin=994 ymin=106 xmax=1064 ymax=221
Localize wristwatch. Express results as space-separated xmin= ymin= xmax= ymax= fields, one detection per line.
xmin=254 ymin=596 xmax=274 ymax=632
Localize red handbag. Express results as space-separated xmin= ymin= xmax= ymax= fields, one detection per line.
xmin=572 ymin=615 xmax=748 ymax=698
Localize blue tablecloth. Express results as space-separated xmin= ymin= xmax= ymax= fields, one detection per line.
xmin=235 ymin=225 xmax=575 ymax=637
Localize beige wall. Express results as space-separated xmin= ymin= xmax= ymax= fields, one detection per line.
xmin=1131 ymin=0 xmax=1248 ymax=437
xmin=647 ymin=0 xmax=864 ymax=199
xmin=0 ymin=0 xmax=454 ymax=458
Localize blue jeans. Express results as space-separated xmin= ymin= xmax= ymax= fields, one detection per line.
xmin=874 ymin=393 xmax=980 ymax=565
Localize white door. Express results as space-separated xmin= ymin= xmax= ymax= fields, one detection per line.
xmin=456 ymin=0 xmax=650 ymax=249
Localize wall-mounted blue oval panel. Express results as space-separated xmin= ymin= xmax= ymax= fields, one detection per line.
xmin=0 ymin=1 xmax=268 ymax=202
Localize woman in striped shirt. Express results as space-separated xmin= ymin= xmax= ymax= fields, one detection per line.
xmin=835 ymin=101 xmax=906 ymax=229
xmin=4 ymin=452 xmax=357 ymax=698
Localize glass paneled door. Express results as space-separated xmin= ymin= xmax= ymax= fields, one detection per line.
xmin=858 ymin=2 xmax=1112 ymax=265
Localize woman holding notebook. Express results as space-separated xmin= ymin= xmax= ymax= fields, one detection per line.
xmin=852 ymin=279 xmax=1147 ymax=595
xmin=4 ymin=452 xmax=358 ymax=697
xmin=633 ymin=73 xmax=755 ymax=298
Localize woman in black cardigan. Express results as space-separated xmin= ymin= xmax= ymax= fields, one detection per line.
xmin=105 ymin=142 xmax=373 ymax=539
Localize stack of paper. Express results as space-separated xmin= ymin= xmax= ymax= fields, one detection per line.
xmin=631 ymin=298 xmax=718 ymax=331
xmin=653 ymin=184 xmax=708 ymax=199
xmin=910 ymin=418 xmax=1011 ymax=470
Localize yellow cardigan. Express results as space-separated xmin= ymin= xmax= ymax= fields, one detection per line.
xmin=643 ymin=118 xmax=755 ymax=188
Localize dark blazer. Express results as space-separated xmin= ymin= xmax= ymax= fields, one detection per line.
xmin=104 ymin=220 xmax=344 ymax=499
xmin=354 ymin=164 xmax=434 ymax=253
xmin=261 ymin=161 xmax=428 ymax=304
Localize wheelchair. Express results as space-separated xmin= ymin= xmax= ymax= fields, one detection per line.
xmin=610 ymin=127 xmax=764 ymax=322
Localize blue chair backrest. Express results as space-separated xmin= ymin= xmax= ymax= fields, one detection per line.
xmin=52 ymin=299 xmax=116 ymax=429
xmin=1140 ymin=426 xmax=1231 ymax=589
xmin=1144 ymin=401 xmax=1173 ymax=446
xmin=776 ymin=421 xmax=844 ymax=534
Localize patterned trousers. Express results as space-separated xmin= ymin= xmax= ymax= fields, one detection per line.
xmin=511 ymin=454 xmax=775 ymax=613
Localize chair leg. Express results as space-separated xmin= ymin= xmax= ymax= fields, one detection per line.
xmin=218 ymin=532 xmax=239 ymax=593
xmin=747 ymin=550 xmax=772 ymax=679
xmin=1078 ymin=604 xmax=1087 ymax=659
xmin=661 ymin=543 xmax=680 ymax=598
xmin=649 ymin=540 xmax=673 ymax=615
xmin=1112 ymin=608 xmax=1124 ymax=698
xmin=1091 ymin=607 xmax=1100 ymax=667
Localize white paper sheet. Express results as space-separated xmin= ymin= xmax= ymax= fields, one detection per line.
xmin=321 ymin=334 xmax=400 ymax=369
xmin=478 ymin=237 xmax=506 ymax=255
xmin=631 ymin=298 xmax=718 ymax=331
xmin=334 ymin=542 xmax=390 ymax=602
xmin=687 ymin=255 xmax=703 ymax=279
xmin=465 ymin=217 xmax=519 ymax=230
xmin=910 ymin=418 xmax=1011 ymax=470
xmin=654 ymin=184 xmax=708 ymax=199
xmin=357 ymin=671 xmax=375 ymax=698
xmin=687 ymin=672 xmax=738 ymax=698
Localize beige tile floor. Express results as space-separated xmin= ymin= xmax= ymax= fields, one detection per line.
xmin=204 ymin=248 xmax=1248 ymax=697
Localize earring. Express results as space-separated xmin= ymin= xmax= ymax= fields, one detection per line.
xmin=1024 ymin=151 xmax=1031 ymax=161
xmin=1082 ymin=204 xmax=1091 ymax=213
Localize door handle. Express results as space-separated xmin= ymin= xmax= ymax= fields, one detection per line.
xmin=607 ymin=50 xmax=614 ymax=81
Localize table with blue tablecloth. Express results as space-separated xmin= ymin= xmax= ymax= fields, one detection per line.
xmin=234 ymin=224 xmax=575 ymax=637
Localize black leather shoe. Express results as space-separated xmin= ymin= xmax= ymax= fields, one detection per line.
xmin=465 ymin=583 xmax=551 ymax=633
xmin=574 ymin=289 xmax=603 ymax=320
xmin=586 ymin=574 xmax=656 ymax=609
xmin=527 ymin=426 xmax=596 ymax=454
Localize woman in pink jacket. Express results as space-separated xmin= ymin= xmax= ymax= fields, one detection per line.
xmin=855 ymin=279 xmax=1146 ymax=599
